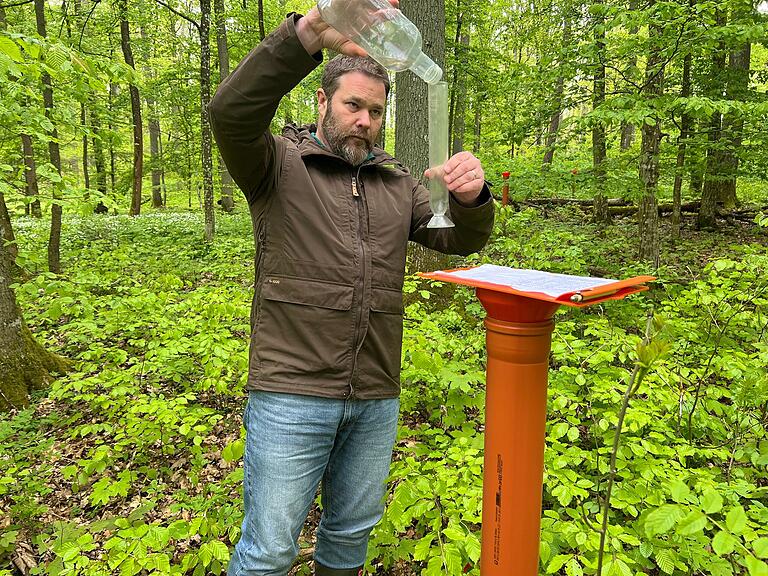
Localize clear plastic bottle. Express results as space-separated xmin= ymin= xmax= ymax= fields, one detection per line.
xmin=317 ymin=0 xmax=443 ymax=84
xmin=426 ymin=81 xmax=454 ymax=228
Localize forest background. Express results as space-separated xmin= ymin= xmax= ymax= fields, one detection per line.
xmin=1 ymin=0 xmax=768 ymax=574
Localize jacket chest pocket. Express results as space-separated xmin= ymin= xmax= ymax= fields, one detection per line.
xmin=279 ymin=161 xmax=354 ymax=264
xmin=363 ymin=174 xmax=411 ymax=268
xmin=256 ymin=276 xmax=356 ymax=380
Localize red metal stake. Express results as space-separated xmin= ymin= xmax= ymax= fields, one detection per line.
xmin=501 ymin=172 xmax=510 ymax=207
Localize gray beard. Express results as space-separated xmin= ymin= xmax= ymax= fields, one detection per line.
xmin=321 ymin=105 xmax=375 ymax=166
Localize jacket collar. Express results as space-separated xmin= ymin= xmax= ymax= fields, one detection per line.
xmin=283 ymin=123 xmax=408 ymax=174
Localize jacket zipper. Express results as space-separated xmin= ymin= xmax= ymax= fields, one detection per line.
xmin=349 ymin=167 xmax=366 ymax=398
xmin=252 ymin=221 xmax=267 ymax=328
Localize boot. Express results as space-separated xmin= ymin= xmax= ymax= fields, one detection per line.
xmin=313 ymin=561 xmax=363 ymax=576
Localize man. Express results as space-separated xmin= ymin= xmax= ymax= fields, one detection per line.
xmin=208 ymin=3 xmax=494 ymax=575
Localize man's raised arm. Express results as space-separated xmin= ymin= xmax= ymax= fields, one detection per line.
xmin=207 ymin=15 xmax=322 ymax=204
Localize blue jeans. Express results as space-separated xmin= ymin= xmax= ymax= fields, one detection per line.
xmin=227 ymin=391 xmax=400 ymax=576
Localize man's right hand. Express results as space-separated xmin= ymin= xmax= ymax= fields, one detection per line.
xmin=296 ymin=0 xmax=400 ymax=57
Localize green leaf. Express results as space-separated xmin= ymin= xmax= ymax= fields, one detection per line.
xmin=639 ymin=541 xmax=653 ymax=558
xmin=656 ymin=549 xmax=675 ymax=574
xmin=701 ymin=489 xmax=724 ymax=514
xmin=712 ymin=530 xmax=737 ymax=556
xmin=566 ymin=558 xmax=584 ymax=576
xmin=414 ymin=534 xmax=433 ymax=561
xmin=547 ymin=554 xmax=571 ymax=574
xmin=645 ymin=504 xmax=680 ymax=537
xmin=670 ymin=479 xmax=691 ymax=503
xmin=746 ymin=556 xmax=768 ymax=576
xmin=198 ymin=543 xmax=213 ymax=567
xmin=210 ymin=540 xmax=229 ymax=562
xmin=221 ymin=439 xmax=244 ymax=463
xmin=0 ymin=37 xmax=22 ymax=62
xmin=755 ymin=538 xmax=768 ymax=559
xmin=442 ymin=526 xmax=464 ymax=541
xmin=726 ymin=506 xmax=748 ymax=534
xmin=465 ymin=533 xmax=481 ymax=563
xmin=677 ymin=510 xmax=707 ymax=535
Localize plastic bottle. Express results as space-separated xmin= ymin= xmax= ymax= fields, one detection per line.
xmin=317 ymin=0 xmax=443 ymax=84
xmin=426 ymin=81 xmax=454 ymax=228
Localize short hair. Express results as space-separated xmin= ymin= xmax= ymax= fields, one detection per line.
xmin=321 ymin=55 xmax=391 ymax=101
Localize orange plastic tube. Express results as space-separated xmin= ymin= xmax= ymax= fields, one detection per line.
xmin=480 ymin=315 xmax=554 ymax=575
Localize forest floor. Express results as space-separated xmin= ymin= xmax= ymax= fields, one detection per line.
xmin=2 ymin=201 xmax=768 ymax=576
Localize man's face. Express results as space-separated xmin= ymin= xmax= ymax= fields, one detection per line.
xmin=317 ymin=71 xmax=386 ymax=166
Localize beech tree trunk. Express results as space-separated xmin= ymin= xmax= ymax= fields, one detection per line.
xmin=257 ymin=0 xmax=265 ymax=40
xmin=200 ymin=0 xmax=215 ymax=241
xmin=214 ymin=0 xmax=234 ymax=212
xmin=542 ymin=15 xmax=570 ymax=166
xmin=720 ymin=40 xmax=750 ymax=210
xmin=21 ymin=134 xmax=43 ymax=218
xmin=451 ymin=31 xmax=469 ymax=155
xmin=397 ymin=0 xmax=448 ymax=270
xmin=0 ymin=237 xmax=69 ymax=411
xmin=473 ymin=100 xmax=481 ymax=154
xmin=35 ymin=0 xmax=63 ymax=274
xmin=118 ymin=0 xmax=144 ymax=217
xmin=620 ymin=0 xmax=638 ymax=150
xmin=637 ymin=11 xmax=663 ymax=266
xmin=592 ymin=0 xmax=609 ymax=224
xmin=396 ymin=0 xmax=445 ymax=180
xmin=81 ymin=103 xmax=90 ymax=193
xmin=0 ymin=191 xmax=16 ymax=263
xmin=698 ymin=8 xmax=726 ymax=230
xmin=671 ymin=52 xmax=692 ymax=239
xmin=108 ymin=82 xmax=117 ymax=195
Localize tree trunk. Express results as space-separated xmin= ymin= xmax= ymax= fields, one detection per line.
xmin=0 ymin=191 xmax=16 ymax=263
xmin=214 ymin=0 xmax=234 ymax=212
xmin=90 ymin=106 xmax=109 ymax=213
xmin=396 ymin=0 xmax=445 ymax=182
xmin=257 ymin=0 xmax=265 ymax=40
xmin=719 ymin=40 xmax=750 ymax=210
xmin=451 ymin=31 xmax=469 ymax=155
xmin=35 ymin=0 xmax=63 ymax=274
xmin=0 ymin=239 xmax=68 ymax=411
xmin=397 ymin=0 xmax=447 ymax=270
xmin=108 ymin=82 xmax=117 ymax=195
xmin=473 ymin=99 xmax=481 ymax=154
xmin=118 ymin=0 xmax=144 ymax=217
xmin=592 ymin=0 xmax=609 ymax=224
xmin=542 ymin=15 xmax=570 ymax=166
xmin=81 ymin=103 xmax=90 ymax=193
xmin=698 ymin=8 xmax=726 ymax=230
xmin=140 ymin=27 xmax=164 ymax=209
xmin=620 ymin=0 xmax=638 ymax=150
xmin=200 ymin=0 xmax=215 ymax=241
xmin=671 ymin=52 xmax=692 ymax=239
xmin=637 ymin=10 xmax=663 ymax=266
xmin=21 ymin=134 xmax=43 ymax=218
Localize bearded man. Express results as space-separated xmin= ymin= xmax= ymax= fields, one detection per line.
xmin=208 ymin=3 xmax=494 ymax=575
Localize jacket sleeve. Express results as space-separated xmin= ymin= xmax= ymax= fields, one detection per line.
xmin=409 ymin=181 xmax=495 ymax=256
xmin=208 ymin=14 xmax=321 ymax=204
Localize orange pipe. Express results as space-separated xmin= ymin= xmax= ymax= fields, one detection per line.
xmin=477 ymin=289 xmax=557 ymax=576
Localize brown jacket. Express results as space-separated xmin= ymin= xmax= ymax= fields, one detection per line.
xmin=208 ymin=14 xmax=494 ymax=399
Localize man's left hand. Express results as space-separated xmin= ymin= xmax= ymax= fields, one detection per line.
xmin=424 ymin=151 xmax=485 ymax=207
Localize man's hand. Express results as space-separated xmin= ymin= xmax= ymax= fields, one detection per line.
xmin=425 ymin=151 xmax=485 ymax=207
xmin=296 ymin=0 xmax=400 ymax=57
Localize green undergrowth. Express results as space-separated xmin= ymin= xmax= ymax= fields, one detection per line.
xmin=1 ymin=206 xmax=768 ymax=575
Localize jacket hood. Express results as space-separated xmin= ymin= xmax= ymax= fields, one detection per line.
xmin=282 ymin=122 xmax=410 ymax=176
